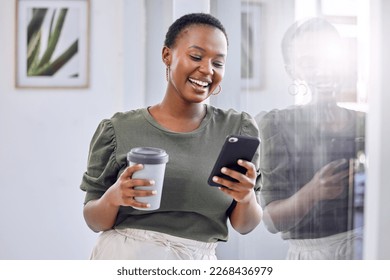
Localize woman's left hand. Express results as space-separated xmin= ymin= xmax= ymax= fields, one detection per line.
xmin=212 ymin=159 xmax=257 ymax=203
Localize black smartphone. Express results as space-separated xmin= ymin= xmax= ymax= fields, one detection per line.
xmin=208 ymin=135 xmax=260 ymax=187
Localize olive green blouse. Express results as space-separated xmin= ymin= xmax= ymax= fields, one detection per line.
xmin=258 ymin=104 xmax=365 ymax=239
xmin=80 ymin=105 xmax=260 ymax=242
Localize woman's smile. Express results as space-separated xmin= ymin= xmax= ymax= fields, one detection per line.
xmin=188 ymin=77 xmax=211 ymax=93
xmin=164 ymin=24 xmax=227 ymax=102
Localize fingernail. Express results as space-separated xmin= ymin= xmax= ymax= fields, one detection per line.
xmin=146 ymin=204 xmax=151 ymax=208
xmin=151 ymin=190 xmax=157 ymax=195
xmin=150 ymin=180 xmax=155 ymax=185
xmin=221 ymin=167 xmax=227 ymax=173
xmin=212 ymin=176 xmax=218 ymax=182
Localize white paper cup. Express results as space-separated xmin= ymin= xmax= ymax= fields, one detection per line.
xmin=127 ymin=147 xmax=169 ymax=210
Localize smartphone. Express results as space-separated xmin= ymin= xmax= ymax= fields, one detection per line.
xmin=208 ymin=135 xmax=260 ymax=187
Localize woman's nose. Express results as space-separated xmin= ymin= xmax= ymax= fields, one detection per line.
xmin=199 ymin=60 xmax=213 ymax=75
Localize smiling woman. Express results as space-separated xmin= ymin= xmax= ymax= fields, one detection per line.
xmin=162 ymin=20 xmax=228 ymax=106
xmin=160 ymin=25 xmax=227 ymax=110
xmin=80 ymin=12 xmax=262 ymax=260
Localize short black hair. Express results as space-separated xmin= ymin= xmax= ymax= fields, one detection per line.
xmin=164 ymin=13 xmax=228 ymax=48
xmin=281 ymin=17 xmax=339 ymax=65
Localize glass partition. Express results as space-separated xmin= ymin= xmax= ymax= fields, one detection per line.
xmin=241 ymin=0 xmax=368 ymax=260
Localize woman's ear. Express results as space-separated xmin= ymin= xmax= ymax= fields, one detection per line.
xmin=284 ymin=64 xmax=295 ymax=80
xmin=285 ymin=64 xmax=301 ymax=81
xmin=162 ymin=46 xmax=171 ymax=66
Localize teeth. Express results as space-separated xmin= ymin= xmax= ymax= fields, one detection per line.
xmin=189 ymin=78 xmax=209 ymax=87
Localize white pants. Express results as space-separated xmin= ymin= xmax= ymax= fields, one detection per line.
xmin=286 ymin=228 xmax=363 ymax=260
xmin=90 ymin=228 xmax=218 ymax=260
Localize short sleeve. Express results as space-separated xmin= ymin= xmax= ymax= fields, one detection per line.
xmin=258 ymin=110 xmax=292 ymax=207
xmin=80 ymin=119 xmax=121 ymax=204
xmin=240 ymin=112 xmax=261 ymax=193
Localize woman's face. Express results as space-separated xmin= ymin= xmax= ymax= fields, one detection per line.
xmin=163 ymin=24 xmax=228 ymax=103
xmin=289 ymin=31 xmax=344 ymax=92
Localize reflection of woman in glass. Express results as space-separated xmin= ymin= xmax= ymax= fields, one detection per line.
xmin=257 ymin=18 xmax=365 ymax=259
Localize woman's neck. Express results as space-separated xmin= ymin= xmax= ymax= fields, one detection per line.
xmin=148 ymin=99 xmax=207 ymax=133
xmin=309 ymin=85 xmax=339 ymax=106
xmin=157 ymin=97 xmax=206 ymax=119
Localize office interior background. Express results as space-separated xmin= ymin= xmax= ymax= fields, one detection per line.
xmin=0 ymin=0 xmax=389 ymax=260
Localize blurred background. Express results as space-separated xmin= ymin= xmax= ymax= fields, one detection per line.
xmin=0 ymin=0 xmax=389 ymax=260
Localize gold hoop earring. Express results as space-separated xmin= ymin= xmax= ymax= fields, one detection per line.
xmin=212 ymin=85 xmax=222 ymax=95
xmin=288 ymin=81 xmax=308 ymax=96
xmin=166 ymin=65 xmax=170 ymax=82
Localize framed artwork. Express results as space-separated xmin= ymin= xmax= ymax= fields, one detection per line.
xmin=15 ymin=0 xmax=90 ymax=88
xmin=241 ymin=1 xmax=262 ymax=89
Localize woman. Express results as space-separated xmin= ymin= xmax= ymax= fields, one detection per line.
xmin=80 ymin=13 xmax=262 ymax=260
xmin=257 ymin=18 xmax=365 ymax=259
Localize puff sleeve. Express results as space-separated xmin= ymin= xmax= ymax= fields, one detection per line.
xmin=80 ymin=119 xmax=121 ymax=204
xmin=258 ymin=110 xmax=292 ymax=208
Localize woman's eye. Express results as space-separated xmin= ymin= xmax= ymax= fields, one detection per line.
xmin=213 ymin=62 xmax=224 ymax=68
xmin=190 ymin=55 xmax=201 ymax=61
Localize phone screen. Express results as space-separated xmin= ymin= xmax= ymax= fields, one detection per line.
xmin=207 ymin=135 xmax=260 ymax=187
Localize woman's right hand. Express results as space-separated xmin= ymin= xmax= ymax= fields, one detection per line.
xmin=105 ymin=164 xmax=156 ymax=209
xmin=262 ymin=158 xmax=351 ymax=233
xmin=307 ymin=158 xmax=350 ymax=202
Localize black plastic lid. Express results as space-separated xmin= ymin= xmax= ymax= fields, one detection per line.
xmin=127 ymin=147 xmax=169 ymax=164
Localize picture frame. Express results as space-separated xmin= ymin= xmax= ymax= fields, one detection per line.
xmin=241 ymin=1 xmax=262 ymax=90
xmin=15 ymin=0 xmax=90 ymax=89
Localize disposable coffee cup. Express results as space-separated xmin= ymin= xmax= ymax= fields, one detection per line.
xmin=127 ymin=147 xmax=169 ymax=210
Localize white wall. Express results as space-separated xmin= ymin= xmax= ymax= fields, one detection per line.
xmin=240 ymin=0 xmax=295 ymax=117
xmin=364 ymin=0 xmax=390 ymax=259
xmin=0 ymin=0 xmax=125 ymax=259
xmin=123 ymin=0 xmax=147 ymax=110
